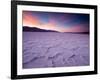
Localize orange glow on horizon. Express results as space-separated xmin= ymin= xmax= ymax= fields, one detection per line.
xmin=23 ymin=11 xmax=89 ymax=33
xmin=23 ymin=12 xmax=64 ymax=32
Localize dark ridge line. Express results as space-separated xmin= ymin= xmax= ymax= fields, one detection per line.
xmin=23 ymin=26 xmax=89 ymax=34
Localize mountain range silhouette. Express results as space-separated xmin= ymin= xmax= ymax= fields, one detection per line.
xmin=23 ymin=26 xmax=58 ymax=32
xmin=23 ymin=26 xmax=89 ymax=34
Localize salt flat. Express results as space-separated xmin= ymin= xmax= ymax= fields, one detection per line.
xmin=23 ymin=32 xmax=89 ymax=69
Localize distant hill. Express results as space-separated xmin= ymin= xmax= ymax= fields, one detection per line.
xmin=23 ymin=26 xmax=58 ymax=32
xmin=23 ymin=26 xmax=89 ymax=34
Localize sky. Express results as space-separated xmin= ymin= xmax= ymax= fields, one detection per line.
xmin=23 ymin=11 xmax=89 ymax=32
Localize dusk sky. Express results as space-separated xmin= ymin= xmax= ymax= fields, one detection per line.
xmin=23 ymin=11 xmax=89 ymax=32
